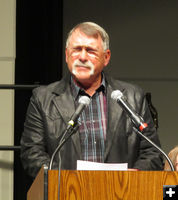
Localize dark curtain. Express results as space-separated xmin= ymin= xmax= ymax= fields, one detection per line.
xmin=14 ymin=1 xmax=63 ymax=199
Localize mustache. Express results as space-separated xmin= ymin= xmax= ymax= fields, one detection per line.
xmin=73 ymin=60 xmax=94 ymax=69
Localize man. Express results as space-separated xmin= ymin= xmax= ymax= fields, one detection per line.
xmin=20 ymin=22 xmax=163 ymax=178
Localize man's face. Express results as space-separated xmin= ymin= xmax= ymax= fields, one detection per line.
xmin=65 ymin=28 xmax=110 ymax=84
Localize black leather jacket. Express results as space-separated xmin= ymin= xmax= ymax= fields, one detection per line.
xmin=20 ymin=73 xmax=163 ymax=178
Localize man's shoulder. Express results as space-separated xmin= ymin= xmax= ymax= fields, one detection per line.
xmin=31 ymin=76 xmax=70 ymax=102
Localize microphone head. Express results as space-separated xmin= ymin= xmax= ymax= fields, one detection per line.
xmin=78 ymin=96 xmax=90 ymax=106
xmin=111 ymin=90 xmax=123 ymax=101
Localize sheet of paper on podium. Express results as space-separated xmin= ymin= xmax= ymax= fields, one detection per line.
xmin=77 ymin=160 xmax=128 ymax=170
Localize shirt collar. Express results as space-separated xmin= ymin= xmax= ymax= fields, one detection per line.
xmin=70 ymin=73 xmax=106 ymax=100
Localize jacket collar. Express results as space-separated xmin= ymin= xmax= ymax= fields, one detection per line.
xmin=52 ymin=72 xmax=71 ymax=96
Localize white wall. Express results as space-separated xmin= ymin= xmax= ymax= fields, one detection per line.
xmin=0 ymin=0 xmax=16 ymax=199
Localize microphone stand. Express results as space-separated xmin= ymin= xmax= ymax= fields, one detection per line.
xmin=48 ymin=123 xmax=80 ymax=200
xmin=133 ymin=127 xmax=175 ymax=171
xmin=49 ymin=123 xmax=79 ymax=170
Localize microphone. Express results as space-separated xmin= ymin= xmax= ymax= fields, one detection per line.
xmin=67 ymin=95 xmax=90 ymax=130
xmin=49 ymin=95 xmax=90 ymax=170
xmin=111 ymin=90 xmax=148 ymax=132
xmin=111 ymin=90 xmax=175 ymax=171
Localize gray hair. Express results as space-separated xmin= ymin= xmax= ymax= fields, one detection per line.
xmin=66 ymin=22 xmax=109 ymax=51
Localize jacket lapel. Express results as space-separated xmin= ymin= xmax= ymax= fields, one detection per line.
xmin=104 ymin=77 xmax=125 ymax=160
xmin=52 ymin=76 xmax=82 ymax=159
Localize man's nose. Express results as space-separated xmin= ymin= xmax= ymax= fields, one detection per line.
xmin=79 ymin=49 xmax=88 ymax=62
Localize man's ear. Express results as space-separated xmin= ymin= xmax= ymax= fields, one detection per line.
xmin=104 ymin=49 xmax=111 ymax=67
xmin=65 ymin=48 xmax=68 ymax=63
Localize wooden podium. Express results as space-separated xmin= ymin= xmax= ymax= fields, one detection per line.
xmin=27 ymin=166 xmax=178 ymax=200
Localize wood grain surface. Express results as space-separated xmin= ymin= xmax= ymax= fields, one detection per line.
xmin=48 ymin=170 xmax=178 ymax=200
xmin=27 ymin=166 xmax=45 ymax=200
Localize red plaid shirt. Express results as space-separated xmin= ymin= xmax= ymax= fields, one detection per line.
xmin=71 ymin=76 xmax=107 ymax=162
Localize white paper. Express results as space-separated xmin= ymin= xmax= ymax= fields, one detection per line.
xmin=77 ymin=160 xmax=128 ymax=171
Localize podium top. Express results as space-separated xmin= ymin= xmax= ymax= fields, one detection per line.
xmin=28 ymin=166 xmax=178 ymax=200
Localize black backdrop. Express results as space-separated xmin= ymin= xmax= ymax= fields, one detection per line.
xmin=14 ymin=1 xmax=63 ymax=199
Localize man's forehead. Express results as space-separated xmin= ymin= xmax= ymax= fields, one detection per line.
xmin=69 ymin=29 xmax=103 ymax=47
